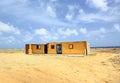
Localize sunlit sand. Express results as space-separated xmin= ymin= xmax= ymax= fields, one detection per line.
xmin=0 ymin=48 xmax=120 ymax=83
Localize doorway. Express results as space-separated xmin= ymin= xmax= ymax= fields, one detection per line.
xmin=56 ymin=44 xmax=62 ymax=54
xmin=25 ymin=44 xmax=29 ymax=54
xmin=44 ymin=44 xmax=48 ymax=54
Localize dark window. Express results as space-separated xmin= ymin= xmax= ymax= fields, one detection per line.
xmin=69 ymin=44 xmax=73 ymax=49
xmin=51 ymin=45 xmax=54 ymax=49
xmin=36 ymin=45 xmax=41 ymax=49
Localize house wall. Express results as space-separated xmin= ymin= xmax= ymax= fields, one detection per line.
xmin=25 ymin=44 xmax=45 ymax=54
xmin=62 ymin=42 xmax=87 ymax=54
xmin=47 ymin=43 xmax=57 ymax=54
xmin=25 ymin=41 xmax=90 ymax=55
xmin=31 ymin=44 xmax=45 ymax=54
xmin=47 ymin=41 xmax=88 ymax=55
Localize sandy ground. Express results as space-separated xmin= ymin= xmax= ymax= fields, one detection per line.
xmin=0 ymin=48 xmax=120 ymax=83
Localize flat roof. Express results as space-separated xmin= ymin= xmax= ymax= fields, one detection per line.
xmin=26 ymin=41 xmax=87 ymax=45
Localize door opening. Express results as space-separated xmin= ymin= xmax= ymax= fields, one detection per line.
xmin=44 ymin=44 xmax=48 ymax=54
xmin=25 ymin=44 xmax=29 ymax=54
xmin=56 ymin=44 xmax=62 ymax=54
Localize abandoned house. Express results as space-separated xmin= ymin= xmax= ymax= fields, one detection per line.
xmin=25 ymin=41 xmax=90 ymax=55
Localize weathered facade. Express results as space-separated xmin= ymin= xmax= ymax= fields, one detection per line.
xmin=25 ymin=41 xmax=90 ymax=55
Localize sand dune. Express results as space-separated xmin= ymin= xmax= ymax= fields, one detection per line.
xmin=0 ymin=48 xmax=120 ymax=83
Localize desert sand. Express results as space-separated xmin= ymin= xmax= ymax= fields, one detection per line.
xmin=0 ymin=48 xmax=120 ymax=83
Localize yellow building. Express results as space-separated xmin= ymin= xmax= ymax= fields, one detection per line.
xmin=25 ymin=41 xmax=90 ymax=55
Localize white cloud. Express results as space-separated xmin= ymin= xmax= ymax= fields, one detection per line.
xmin=65 ymin=14 xmax=73 ymax=21
xmin=109 ymin=5 xmax=120 ymax=17
xmin=114 ymin=23 xmax=120 ymax=32
xmin=41 ymin=34 xmax=58 ymax=41
xmin=34 ymin=28 xmax=78 ymax=41
xmin=79 ymin=9 xmax=84 ymax=14
xmin=50 ymin=0 xmax=58 ymax=2
xmin=115 ymin=0 xmax=120 ymax=3
xmin=0 ymin=36 xmax=15 ymax=44
xmin=68 ymin=5 xmax=76 ymax=11
xmin=80 ymin=24 xmax=120 ymax=38
xmin=75 ymin=1 xmax=120 ymax=23
xmin=80 ymin=27 xmax=106 ymax=37
xmin=76 ymin=11 xmax=119 ymax=23
xmin=0 ymin=0 xmax=27 ymax=6
xmin=80 ymin=28 xmax=87 ymax=34
xmin=23 ymin=32 xmax=33 ymax=42
xmin=34 ymin=28 xmax=58 ymax=41
xmin=0 ymin=0 xmax=72 ymax=27
xmin=34 ymin=27 xmax=78 ymax=40
xmin=88 ymin=28 xmax=106 ymax=37
xmin=23 ymin=28 xmax=52 ymax=42
xmin=100 ymin=28 xmax=106 ymax=33
xmin=35 ymin=28 xmax=49 ymax=35
xmin=86 ymin=0 xmax=109 ymax=11
xmin=0 ymin=21 xmax=20 ymax=35
xmin=65 ymin=5 xmax=79 ymax=21
xmin=7 ymin=36 xmax=15 ymax=44
xmin=58 ymin=28 xmax=78 ymax=38
xmin=46 ymin=5 xmax=56 ymax=17
xmin=34 ymin=27 xmax=79 ymax=41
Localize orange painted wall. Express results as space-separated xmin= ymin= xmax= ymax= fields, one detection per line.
xmin=31 ymin=44 xmax=44 ymax=54
xmin=47 ymin=43 xmax=57 ymax=54
xmin=25 ymin=41 xmax=90 ymax=55
xmin=62 ymin=42 xmax=87 ymax=54
xmin=47 ymin=41 xmax=88 ymax=55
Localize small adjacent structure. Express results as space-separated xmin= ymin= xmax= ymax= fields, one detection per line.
xmin=25 ymin=41 xmax=90 ymax=55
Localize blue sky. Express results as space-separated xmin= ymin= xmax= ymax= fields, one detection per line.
xmin=0 ymin=0 xmax=120 ymax=48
